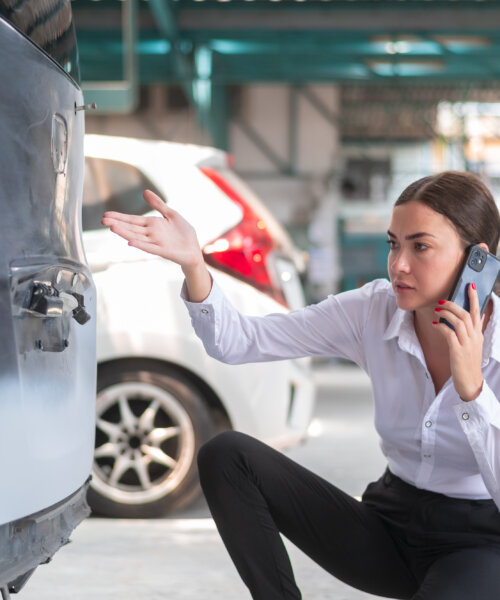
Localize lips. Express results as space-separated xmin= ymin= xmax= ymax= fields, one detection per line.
xmin=394 ymin=281 xmax=415 ymax=292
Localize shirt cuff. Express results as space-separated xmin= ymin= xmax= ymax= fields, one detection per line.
xmin=180 ymin=275 xmax=226 ymax=314
xmin=180 ymin=274 xmax=214 ymax=304
xmin=454 ymin=380 xmax=500 ymax=431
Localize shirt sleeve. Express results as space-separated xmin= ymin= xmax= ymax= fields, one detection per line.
xmin=454 ymin=381 xmax=500 ymax=511
xmin=181 ymin=277 xmax=387 ymax=367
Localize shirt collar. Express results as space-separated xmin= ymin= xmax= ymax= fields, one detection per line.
xmin=383 ymin=305 xmax=412 ymax=342
xmin=382 ymin=305 xmax=423 ymax=360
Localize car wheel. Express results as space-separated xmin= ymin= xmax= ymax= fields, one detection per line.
xmin=87 ymin=361 xmax=214 ymax=518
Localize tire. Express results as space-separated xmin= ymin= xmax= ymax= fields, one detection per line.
xmin=87 ymin=361 xmax=215 ymax=518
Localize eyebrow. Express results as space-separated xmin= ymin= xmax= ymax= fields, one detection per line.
xmin=387 ymin=230 xmax=437 ymax=241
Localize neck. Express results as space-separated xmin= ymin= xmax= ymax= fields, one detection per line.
xmin=414 ymin=306 xmax=445 ymax=346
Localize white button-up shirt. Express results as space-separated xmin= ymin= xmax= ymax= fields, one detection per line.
xmin=182 ymin=278 xmax=500 ymax=510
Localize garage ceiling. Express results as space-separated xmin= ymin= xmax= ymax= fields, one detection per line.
xmin=72 ymin=0 xmax=500 ymax=84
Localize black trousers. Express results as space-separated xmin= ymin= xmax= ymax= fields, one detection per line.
xmin=198 ymin=431 xmax=500 ymax=600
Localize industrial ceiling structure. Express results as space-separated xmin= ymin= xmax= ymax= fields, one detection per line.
xmin=73 ymin=0 xmax=500 ymax=82
xmin=72 ymin=0 xmax=500 ymax=146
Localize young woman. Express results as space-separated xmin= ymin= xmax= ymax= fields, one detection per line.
xmin=102 ymin=171 xmax=500 ymax=600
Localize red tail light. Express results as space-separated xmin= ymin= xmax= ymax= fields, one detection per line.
xmin=200 ymin=166 xmax=287 ymax=307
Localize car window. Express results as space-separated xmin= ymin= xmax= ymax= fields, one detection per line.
xmin=83 ymin=157 xmax=164 ymax=231
xmin=0 ymin=0 xmax=80 ymax=83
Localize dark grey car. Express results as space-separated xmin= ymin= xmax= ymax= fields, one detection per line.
xmin=0 ymin=1 xmax=96 ymax=596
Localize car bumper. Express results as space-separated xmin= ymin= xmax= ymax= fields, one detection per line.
xmin=0 ymin=479 xmax=90 ymax=594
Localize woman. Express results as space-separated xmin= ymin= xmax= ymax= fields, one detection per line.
xmin=102 ymin=171 xmax=500 ymax=600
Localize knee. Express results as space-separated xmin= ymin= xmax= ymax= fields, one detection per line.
xmin=197 ymin=431 xmax=252 ymax=478
xmin=198 ymin=430 xmax=246 ymax=468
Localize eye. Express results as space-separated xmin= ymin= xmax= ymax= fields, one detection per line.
xmin=386 ymin=239 xmax=397 ymax=249
xmin=415 ymin=242 xmax=428 ymax=251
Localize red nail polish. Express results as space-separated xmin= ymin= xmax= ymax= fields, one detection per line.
xmin=432 ymin=321 xmax=438 ymax=325
xmin=434 ymin=307 xmax=442 ymax=312
xmin=438 ymin=300 xmax=446 ymax=305
xmin=471 ymin=282 xmax=476 ymax=290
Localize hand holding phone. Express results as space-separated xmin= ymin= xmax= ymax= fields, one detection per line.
xmin=441 ymin=245 xmax=500 ymax=328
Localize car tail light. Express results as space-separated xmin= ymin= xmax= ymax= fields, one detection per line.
xmin=200 ymin=166 xmax=288 ymax=307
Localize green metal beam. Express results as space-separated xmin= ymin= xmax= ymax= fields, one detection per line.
xmin=77 ymin=33 xmax=500 ymax=79
xmin=193 ymin=46 xmax=230 ymax=149
xmin=289 ymin=86 xmax=298 ymax=174
xmin=73 ymin=1 xmax=500 ymax=89
xmin=81 ymin=0 xmax=139 ymax=113
xmin=210 ymin=83 xmax=229 ymax=150
xmin=148 ymin=0 xmax=194 ymax=100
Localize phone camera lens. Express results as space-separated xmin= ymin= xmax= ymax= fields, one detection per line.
xmin=470 ymin=258 xmax=478 ymax=266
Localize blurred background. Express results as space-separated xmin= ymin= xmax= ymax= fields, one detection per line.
xmin=74 ymin=0 xmax=500 ymax=303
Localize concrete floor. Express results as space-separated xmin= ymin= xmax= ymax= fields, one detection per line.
xmin=20 ymin=364 xmax=390 ymax=600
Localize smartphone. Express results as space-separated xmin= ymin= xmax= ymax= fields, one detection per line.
xmin=441 ymin=245 xmax=500 ymax=327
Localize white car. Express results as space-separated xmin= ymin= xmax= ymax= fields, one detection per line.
xmin=82 ymin=134 xmax=316 ymax=518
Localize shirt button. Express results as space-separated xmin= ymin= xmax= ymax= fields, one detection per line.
xmin=462 ymin=412 xmax=470 ymax=421
xmin=423 ymin=454 xmax=432 ymax=458
xmin=201 ymin=308 xmax=209 ymax=314
xmin=425 ymin=420 xmax=432 ymax=428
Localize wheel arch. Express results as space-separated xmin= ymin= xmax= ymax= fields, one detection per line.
xmin=97 ymin=356 xmax=233 ymax=433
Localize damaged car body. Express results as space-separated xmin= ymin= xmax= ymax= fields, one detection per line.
xmin=0 ymin=1 xmax=96 ymax=596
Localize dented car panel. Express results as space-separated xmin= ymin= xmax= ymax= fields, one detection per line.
xmin=0 ymin=3 xmax=96 ymax=594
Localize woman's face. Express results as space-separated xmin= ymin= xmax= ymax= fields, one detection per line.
xmin=387 ymin=200 xmax=466 ymax=312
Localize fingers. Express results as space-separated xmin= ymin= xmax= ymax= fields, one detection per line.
xmin=102 ymin=211 xmax=166 ymax=244
xmin=101 ymin=190 xmax=175 ymax=228
xmin=143 ymin=190 xmax=176 ymax=218
xmin=102 ymin=211 xmax=150 ymax=227
xmin=433 ymin=284 xmax=482 ymax=344
xmin=105 ymin=221 xmax=153 ymax=245
xmin=434 ymin=299 xmax=469 ymax=322
xmin=467 ymin=282 xmax=481 ymax=327
xmin=434 ymin=310 xmax=469 ymax=342
xmin=127 ymin=238 xmax=163 ymax=256
xmin=432 ymin=318 xmax=459 ymax=348
xmin=101 ymin=190 xmax=180 ymax=260
xmin=110 ymin=221 xmax=150 ymax=238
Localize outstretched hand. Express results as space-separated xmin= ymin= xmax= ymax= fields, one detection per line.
xmin=101 ymin=190 xmax=203 ymax=270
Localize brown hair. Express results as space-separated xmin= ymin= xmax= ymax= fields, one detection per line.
xmin=394 ymin=171 xmax=500 ymax=254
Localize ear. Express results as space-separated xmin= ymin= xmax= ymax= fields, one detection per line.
xmin=477 ymin=242 xmax=490 ymax=253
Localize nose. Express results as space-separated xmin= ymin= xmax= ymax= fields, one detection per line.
xmin=389 ymin=248 xmax=411 ymax=274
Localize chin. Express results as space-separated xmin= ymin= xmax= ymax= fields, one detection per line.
xmin=393 ymin=290 xmax=423 ymax=311
xmin=395 ymin=297 xmax=416 ymax=311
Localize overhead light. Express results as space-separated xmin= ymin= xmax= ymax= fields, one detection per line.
xmin=370 ymin=35 xmax=441 ymax=56
xmin=384 ymin=41 xmax=411 ymax=55
xmin=433 ymin=35 xmax=491 ymax=49
xmin=366 ymin=59 xmax=445 ymax=77
xmin=371 ymin=35 xmax=421 ymax=44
